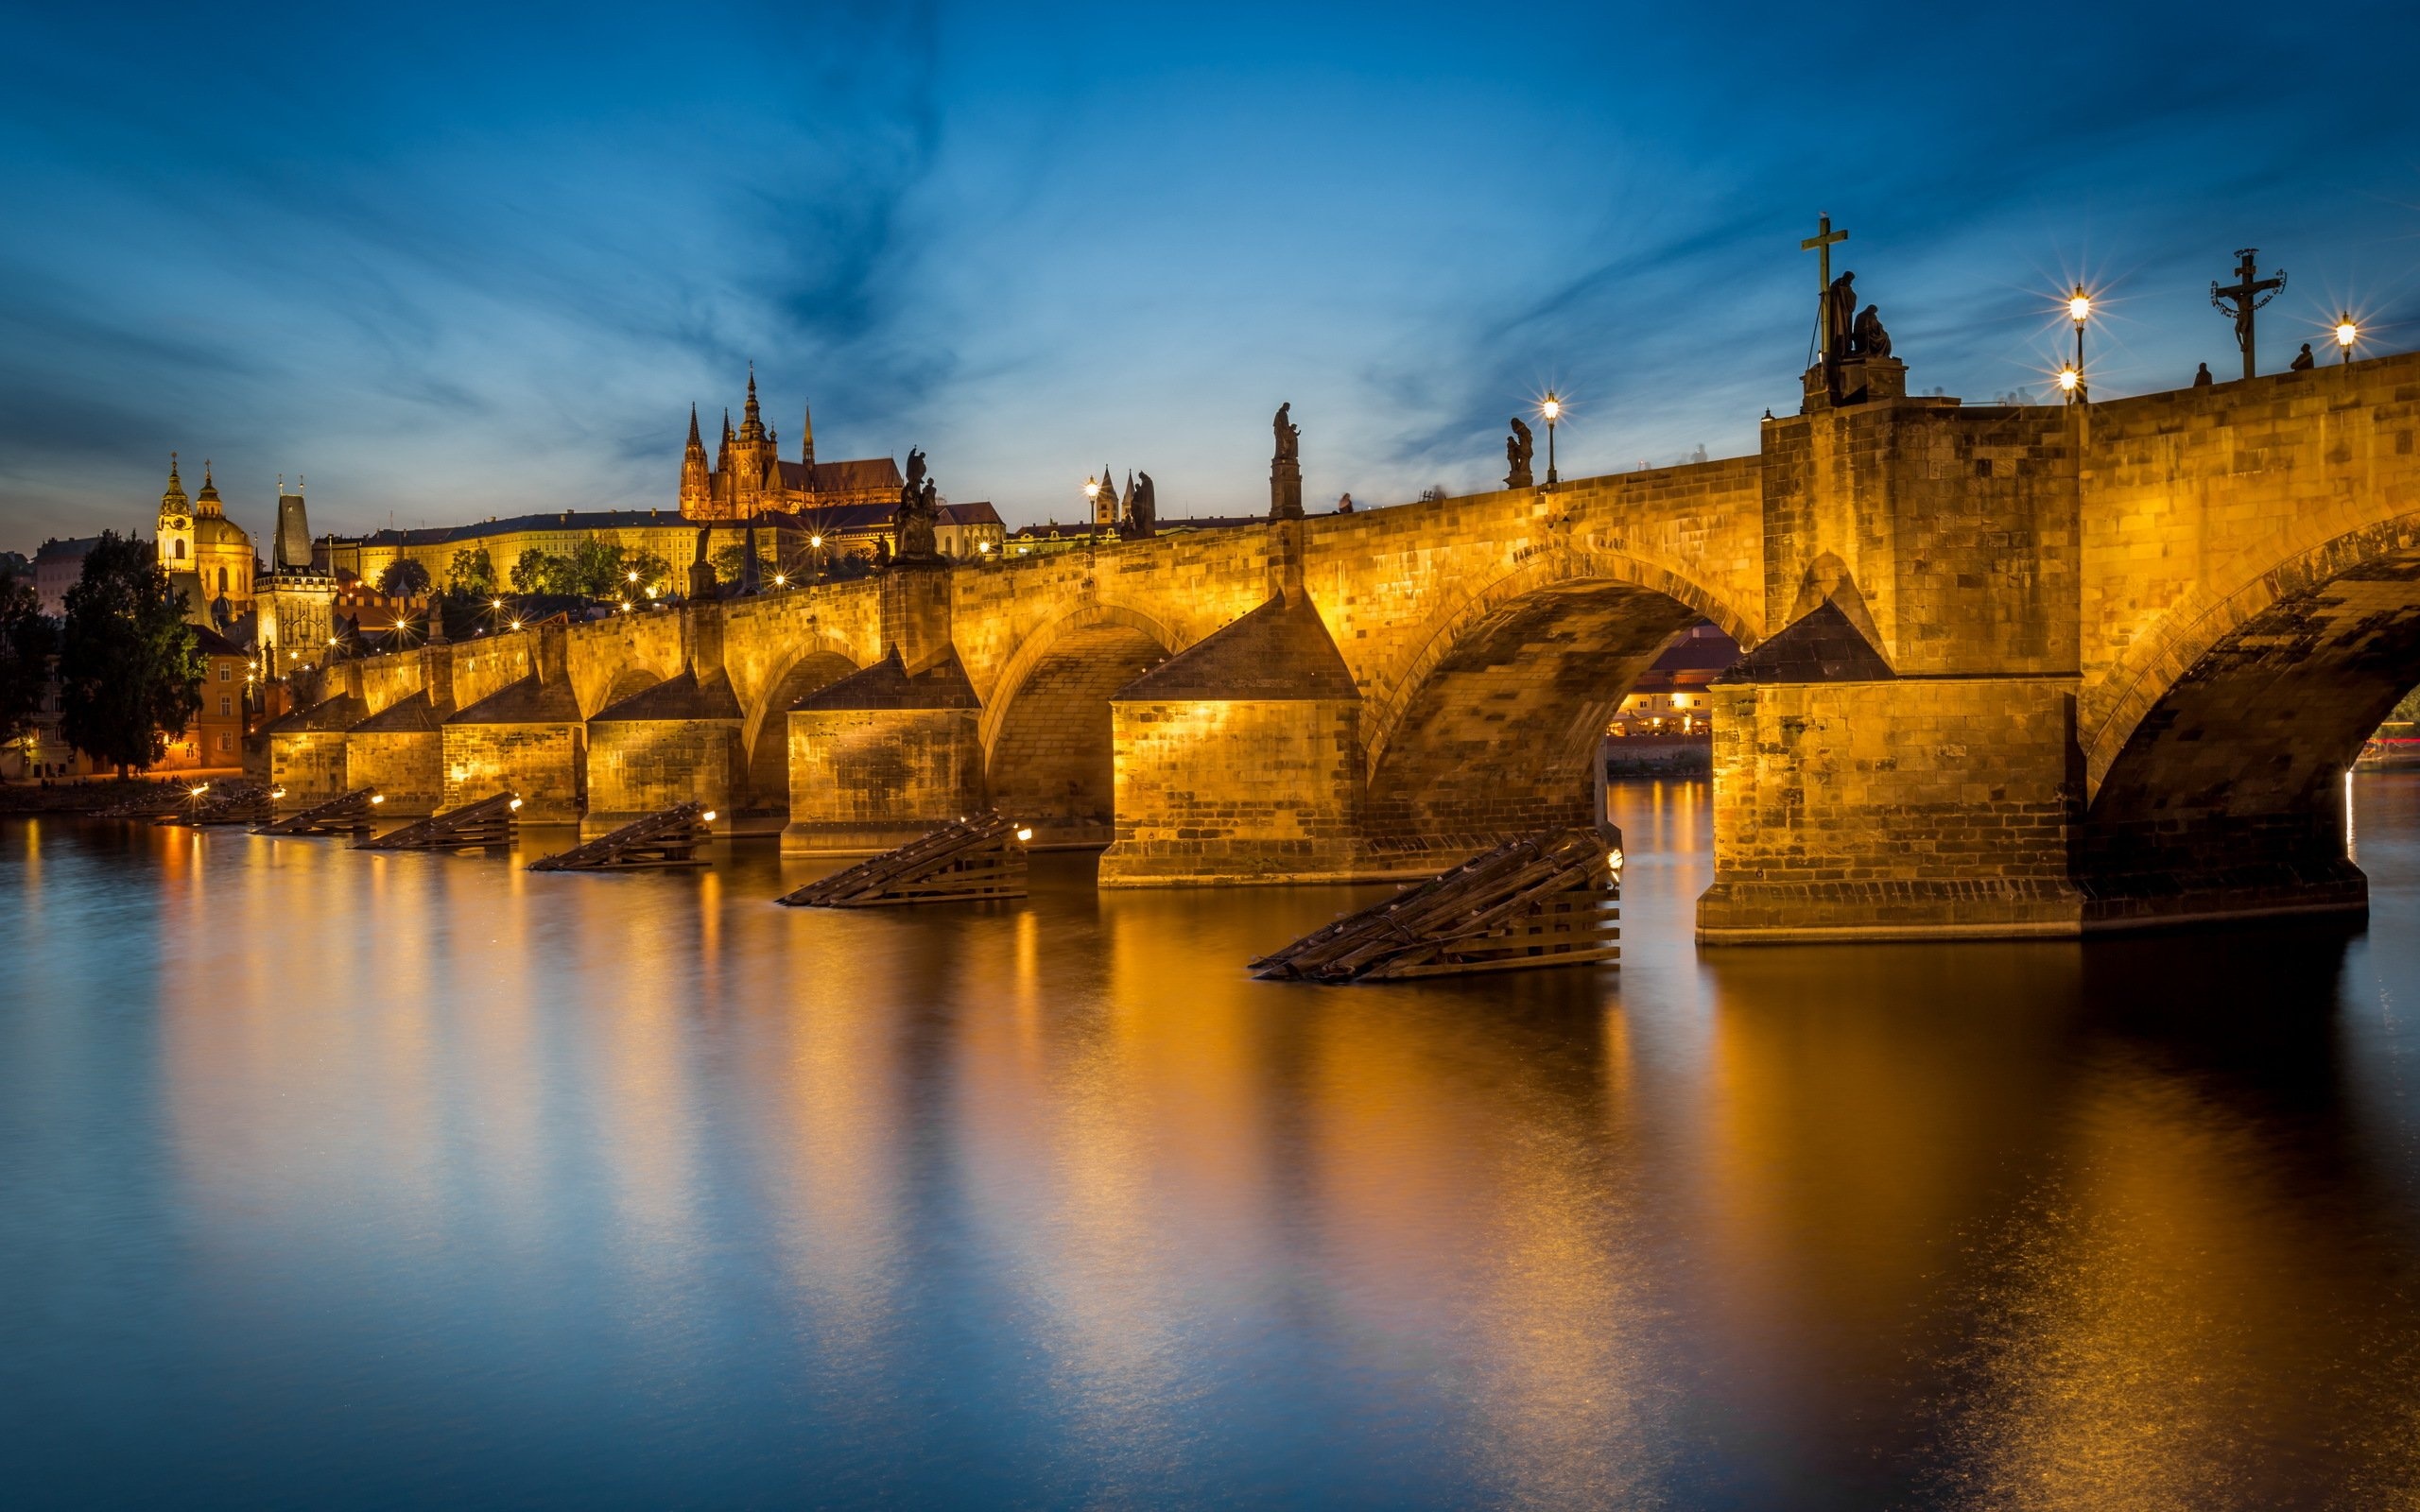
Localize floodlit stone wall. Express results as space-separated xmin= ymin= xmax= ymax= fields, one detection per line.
xmin=1099 ymin=699 xmax=1362 ymax=885
xmin=442 ymin=723 xmax=583 ymax=821
xmin=268 ymin=730 xmax=352 ymax=807
xmin=588 ymin=719 xmax=743 ymax=826
xmin=347 ymin=731 xmax=442 ymax=816
xmin=782 ymin=707 xmax=982 ymax=855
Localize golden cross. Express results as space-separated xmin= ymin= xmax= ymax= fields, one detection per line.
xmin=1802 ymin=213 xmax=1849 ymax=355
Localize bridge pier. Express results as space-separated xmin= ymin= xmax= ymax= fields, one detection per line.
xmin=779 ymin=648 xmax=984 ymax=855
xmin=441 ymin=621 xmax=587 ymax=822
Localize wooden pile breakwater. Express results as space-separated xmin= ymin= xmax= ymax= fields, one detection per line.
xmin=356 ymin=792 xmax=521 ymax=854
xmin=528 ymin=803 xmax=716 ymax=872
xmin=1252 ymin=829 xmax=1620 ymax=982
xmin=777 ymin=812 xmax=1030 ymax=907
xmin=255 ymin=788 xmax=384 ymax=836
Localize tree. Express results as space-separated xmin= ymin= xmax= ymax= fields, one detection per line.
xmin=0 ymin=563 xmax=58 ymax=747
xmin=446 ymin=547 xmax=495 ymax=597
xmin=510 ymin=548 xmax=570 ymax=595
xmin=567 ymin=538 xmax=628 ymax=599
xmin=58 ymin=532 xmax=205 ymax=777
xmin=378 ymin=558 xmax=432 ymax=599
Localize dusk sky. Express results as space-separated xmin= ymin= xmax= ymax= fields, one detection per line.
xmin=5 ymin=0 xmax=2418 ymax=549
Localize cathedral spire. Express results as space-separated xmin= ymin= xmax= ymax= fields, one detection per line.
xmin=686 ymin=403 xmax=703 ymax=451
xmin=800 ymin=398 xmax=816 ymax=468
xmin=738 ymin=364 xmax=768 ymax=443
xmin=162 ymin=453 xmax=188 ymax=512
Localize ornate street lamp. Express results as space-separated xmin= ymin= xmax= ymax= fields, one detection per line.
xmin=1538 ymin=392 xmax=1564 ymax=489
xmin=2067 ymin=285 xmax=2092 ymax=404
xmin=2336 ymin=316 xmax=2360 ymax=366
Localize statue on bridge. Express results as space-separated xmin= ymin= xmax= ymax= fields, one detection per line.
xmin=1505 ymin=417 xmax=1535 ymax=489
xmin=895 ymin=447 xmax=941 ymax=562
xmin=1824 ymin=270 xmax=1858 ymax=366
xmin=1124 ymin=471 xmax=1157 ymax=539
xmin=1270 ymin=403 xmax=1305 ymax=520
xmin=1852 ymin=303 xmax=1892 ymax=360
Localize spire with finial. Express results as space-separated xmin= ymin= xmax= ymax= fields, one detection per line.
xmin=686 ymin=403 xmax=703 ymax=451
xmin=196 ymin=458 xmax=221 ymax=514
xmin=800 ymin=398 xmax=816 ymax=469
xmin=161 ymin=452 xmax=189 ymax=513
xmin=738 ymin=363 xmax=768 ymax=442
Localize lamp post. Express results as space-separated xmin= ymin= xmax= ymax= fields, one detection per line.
xmin=1082 ymin=476 xmax=1102 ymax=541
xmin=2337 ymin=316 xmax=2359 ymax=366
xmin=1539 ymin=392 xmax=1563 ymax=489
xmin=2067 ymin=286 xmax=2092 ymax=404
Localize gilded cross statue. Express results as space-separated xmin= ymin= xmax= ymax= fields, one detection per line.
xmin=1801 ymin=213 xmax=1849 ymax=361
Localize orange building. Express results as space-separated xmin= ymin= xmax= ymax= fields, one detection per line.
xmin=155 ymin=626 xmax=252 ymax=771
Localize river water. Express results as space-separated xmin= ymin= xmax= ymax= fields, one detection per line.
xmin=4 ymin=777 xmax=2418 ymax=1509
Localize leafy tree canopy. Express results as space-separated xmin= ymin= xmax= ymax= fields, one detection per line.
xmin=378 ymin=558 xmax=433 ymax=598
xmin=0 ymin=563 xmax=59 ymax=747
xmin=58 ymin=532 xmax=205 ymax=776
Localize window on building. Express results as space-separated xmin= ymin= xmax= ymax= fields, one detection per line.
xmin=216 ymin=732 xmax=232 ymax=752
xmin=173 ymin=540 xmax=186 ymax=559
xmin=218 ymin=567 xmax=229 ymax=592
xmin=218 ymin=696 xmax=232 ymax=716
xmin=217 ymin=663 xmax=231 ymax=681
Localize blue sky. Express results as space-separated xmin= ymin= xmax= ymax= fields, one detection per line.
xmin=5 ymin=0 xmax=2418 ymax=548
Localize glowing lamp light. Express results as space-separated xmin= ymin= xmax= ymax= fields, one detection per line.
xmin=1608 ymin=849 xmax=1625 ymax=871
xmin=977 ymin=541 xmax=993 ymax=554
xmin=1015 ymin=827 xmax=1033 ymax=842
xmin=189 ymin=784 xmax=208 ymax=798
xmin=701 ymin=810 xmax=717 ymax=823
xmin=1083 ymin=477 xmax=1099 ymax=500
xmin=809 ymin=535 xmax=823 ymax=548
xmin=2056 ymin=366 xmax=2082 ymax=393
xmin=626 ymin=570 xmax=639 ymax=582
xmin=508 ymin=798 xmax=524 ymax=811
xmin=2338 ymin=318 xmax=2360 ymax=353
xmin=509 ymin=620 xmax=522 ymax=631
xmin=270 ymin=786 xmax=285 ymax=799
xmin=2068 ymin=289 xmax=2092 ymax=324
xmin=370 ymin=794 xmax=386 ymax=804
xmin=491 ymin=598 xmax=504 ymax=609
xmin=772 ymin=574 xmax=787 ymax=587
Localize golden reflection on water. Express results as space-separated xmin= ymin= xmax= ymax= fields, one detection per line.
xmin=15 ymin=777 xmax=2420 ymax=1506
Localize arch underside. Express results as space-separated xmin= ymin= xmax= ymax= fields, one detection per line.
xmin=741 ymin=651 xmax=858 ymax=816
xmin=1361 ymin=579 xmax=1704 ymax=857
xmin=985 ymin=622 xmax=1166 ymax=845
xmin=2082 ymin=544 xmax=2420 ymax=918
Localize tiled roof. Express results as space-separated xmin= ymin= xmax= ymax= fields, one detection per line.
xmin=774 ymin=457 xmax=905 ymax=494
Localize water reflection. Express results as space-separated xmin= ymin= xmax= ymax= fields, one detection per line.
xmin=0 ymin=777 xmax=2416 ymax=1508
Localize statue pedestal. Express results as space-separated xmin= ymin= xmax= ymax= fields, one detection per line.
xmin=1802 ymin=356 xmax=1909 ymax=411
xmin=1270 ymin=457 xmax=1304 ymax=520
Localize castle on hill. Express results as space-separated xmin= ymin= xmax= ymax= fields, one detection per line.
xmin=679 ymin=371 xmax=903 ymax=521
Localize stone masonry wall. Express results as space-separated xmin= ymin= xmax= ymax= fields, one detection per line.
xmin=269 ymin=730 xmax=353 ymax=807
xmin=984 ymin=623 xmax=1165 ymax=845
xmin=588 ymin=719 xmax=743 ymax=825
xmin=442 ymin=723 xmax=584 ymax=821
xmin=347 ymin=731 xmax=442 ymax=816
xmin=1098 ymin=698 xmax=1362 ymax=885
xmin=781 ymin=707 xmax=982 ymax=854
xmin=1696 ymin=676 xmax=2082 ymax=941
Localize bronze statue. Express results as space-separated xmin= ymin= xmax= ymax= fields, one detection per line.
xmin=1852 ymin=303 xmax=1892 ymax=360
xmin=2194 ymin=362 xmax=2214 ymax=387
xmin=1273 ymin=403 xmax=1299 ymax=463
xmin=2290 ymin=342 xmax=2316 ymax=371
xmin=1824 ymin=271 xmax=1858 ymax=363
xmin=1126 ymin=471 xmax=1157 ymax=539
xmin=1505 ymin=417 xmax=1535 ymax=489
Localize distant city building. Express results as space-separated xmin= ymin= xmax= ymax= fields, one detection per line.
xmin=254 ymin=482 xmax=338 ymax=667
xmin=155 ymin=456 xmax=255 ymax=627
xmin=151 ymin=625 xmax=251 ymax=771
xmin=31 ymin=536 xmax=105 ymax=617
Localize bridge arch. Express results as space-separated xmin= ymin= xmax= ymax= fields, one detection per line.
xmin=740 ymin=643 xmax=862 ymax=816
xmin=590 ymin=666 xmax=664 ymax=719
xmin=979 ymin=603 xmax=1178 ymax=845
xmin=1359 ymin=548 xmax=1753 ymax=854
xmin=2080 ymin=508 xmax=2420 ymax=916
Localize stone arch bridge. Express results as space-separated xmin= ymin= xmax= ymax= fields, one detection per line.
xmin=274 ymin=353 xmax=2420 ymax=941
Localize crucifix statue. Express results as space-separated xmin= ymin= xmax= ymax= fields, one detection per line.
xmin=2211 ymin=249 xmax=2285 ymax=382
xmin=1801 ymin=213 xmax=1850 ymax=366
